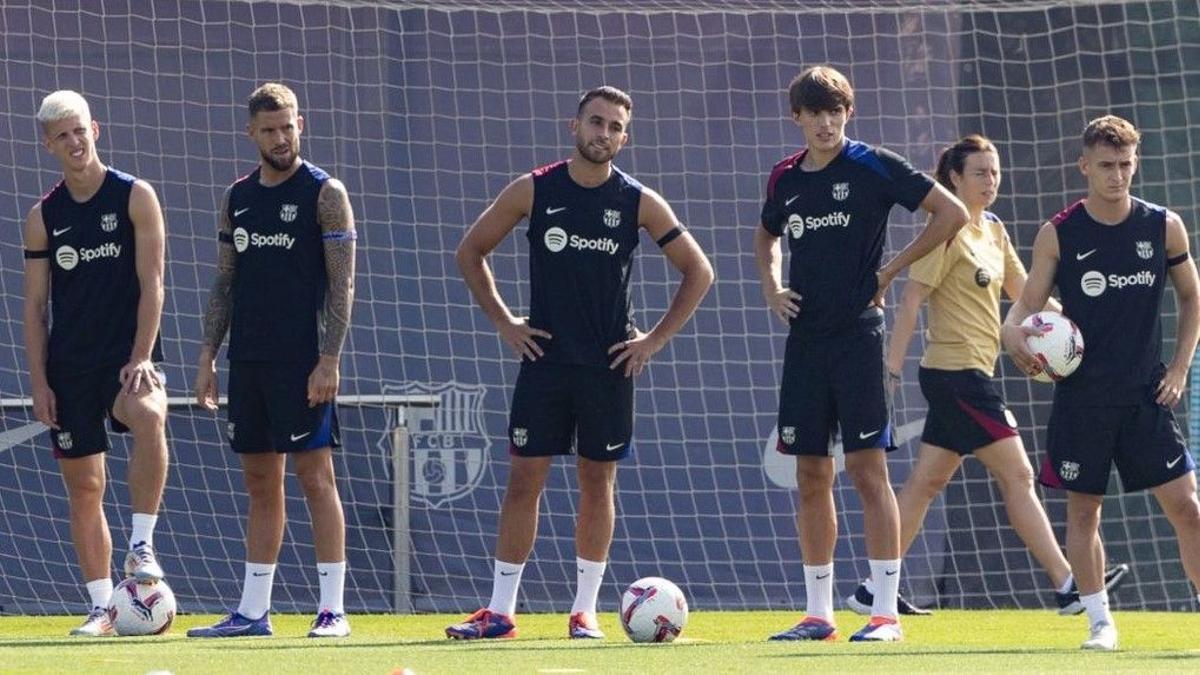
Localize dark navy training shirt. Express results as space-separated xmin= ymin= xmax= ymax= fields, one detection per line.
xmin=761 ymin=139 xmax=934 ymax=338
xmin=227 ymin=160 xmax=330 ymax=363
xmin=525 ymin=160 xmax=642 ymax=368
xmin=41 ymin=167 xmax=162 ymax=373
xmin=1052 ymin=197 xmax=1168 ymax=406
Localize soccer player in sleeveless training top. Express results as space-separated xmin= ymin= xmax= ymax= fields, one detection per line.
xmin=190 ymin=83 xmax=356 ymax=639
xmin=1002 ymin=115 xmax=1200 ymax=650
xmin=447 ymin=86 xmax=713 ymax=640
xmin=23 ymin=90 xmax=171 ymax=637
xmin=848 ymin=135 xmax=1128 ymax=618
xmin=756 ymin=66 xmax=968 ymax=643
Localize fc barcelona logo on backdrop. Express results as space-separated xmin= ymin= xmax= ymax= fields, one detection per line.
xmin=1136 ymin=241 xmax=1153 ymax=259
xmin=381 ymin=381 xmax=490 ymax=509
xmin=100 ymin=213 xmax=118 ymax=232
xmin=280 ymin=204 xmax=298 ymax=223
xmin=832 ymin=182 xmax=850 ymax=201
xmin=603 ymin=209 xmax=622 ymax=229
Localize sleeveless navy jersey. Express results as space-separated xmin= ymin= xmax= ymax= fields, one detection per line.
xmin=761 ymin=140 xmax=934 ymax=337
xmin=227 ymin=160 xmax=330 ymax=362
xmin=526 ymin=160 xmax=642 ymax=367
xmin=1053 ymin=198 xmax=1168 ymax=406
xmin=41 ymin=167 xmax=162 ymax=373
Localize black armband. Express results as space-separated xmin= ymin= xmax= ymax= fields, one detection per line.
xmin=23 ymin=249 xmax=49 ymax=259
xmin=218 ymin=231 xmax=234 ymax=244
xmin=656 ymin=226 xmax=684 ymax=248
xmin=1168 ymin=251 xmax=1190 ymax=267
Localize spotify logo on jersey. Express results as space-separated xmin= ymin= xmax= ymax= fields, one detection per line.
xmin=233 ymin=227 xmax=250 ymax=252
xmin=544 ymin=227 xmax=568 ymax=252
xmin=1080 ymin=271 xmax=1107 ymax=297
xmin=55 ymin=246 xmax=79 ymax=270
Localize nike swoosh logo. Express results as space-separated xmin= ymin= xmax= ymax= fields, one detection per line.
xmin=252 ymin=572 xmax=270 ymax=577
xmin=52 ymin=227 xmax=72 ymax=236
xmin=815 ymin=573 xmax=831 ymax=580
xmin=234 ymin=208 xmax=250 ymax=217
xmin=290 ymin=432 xmax=311 ymax=442
xmin=500 ymin=570 xmax=518 ymax=576
xmin=319 ymin=571 xmax=329 ymax=576
xmin=1076 ymin=249 xmax=1098 ymax=260
xmin=546 ymin=206 xmax=567 ymax=215
xmin=858 ymin=430 xmax=880 ymax=440
xmin=1167 ymin=454 xmax=1184 ymax=469
xmin=885 ymin=569 xmax=898 ymax=576
xmin=606 ymin=443 xmax=625 ymax=451
xmin=785 ymin=195 xmax=800 ymax=206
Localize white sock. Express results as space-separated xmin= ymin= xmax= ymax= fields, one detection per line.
xmin=1058 ymin=573 xmax=1075 ymax=595
xmin=86 ymin=577 xmax=113 ymax=610
xmin=1081 ymin=590 xmax=1114 ymax=627
xmin=870 ymin=559 xmax=902 ymax=619
xmin=571 ymin=557 xmax=607 ymax=615
xmin=863 ymin=577 xmax=877 ymax=595
xmin=803 ymin=563 xmax=835 ymax=623
xmin=237 ymin=562 xmax=276 ymax=619
xmin=129 ymin=513 xmax=158 ymax=549
xmin=486 ymin=560 xmax=525 ymax=617
xmin=317 ymin=561 xmax=347 ymax=614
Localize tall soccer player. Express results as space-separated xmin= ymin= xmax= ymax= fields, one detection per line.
xmin=190 ymin=83 xmax=356 ymax=639
xmin=446 ymin=86 xmax=713 ymax=640
xmin=848 ymin=135 xmax=1128 ymax=617
xmin=1002 ymin=115 xmax=1200 ymax=651
xmin=22 ymin=90 xmax=170 ymax=637
xmin=756 ymin=66 xmax=968 ymax=642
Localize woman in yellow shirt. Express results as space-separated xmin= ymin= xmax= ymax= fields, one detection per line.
xmin=847 ymin=135 xmax=1127 ymax=615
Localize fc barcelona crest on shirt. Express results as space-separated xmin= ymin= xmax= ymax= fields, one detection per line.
xmin=280 ymin=204 xmax=298 ymax=223
xmin=832 ymin=182 xmax=850 ymax=201
xmin=1136 ymin=241 xmax=1153 ymax=259
xmin=100 ymin=212 xmax=118 ymax=232
xmin=603 ymin=208 xmax=622 ymax=228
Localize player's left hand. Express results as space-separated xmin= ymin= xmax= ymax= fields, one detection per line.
xmin=120 ymin=358 xmax=162 ymax=395
xmin=1155 ymin=366 xmax=1187 ymax=407
xmin=608 ymin=329 xmax=664 ymax=378
xmin=307 ymin=355 xmax=340 ymax=407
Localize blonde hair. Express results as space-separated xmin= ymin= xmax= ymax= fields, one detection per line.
xmin=36 ymin=90 xmax=92 ymax=130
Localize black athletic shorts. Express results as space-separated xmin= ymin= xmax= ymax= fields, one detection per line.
xmin=227 ymin=360 xmax=340 ymax=454
xmin=918 ymin=367 xmax=1019 ymax=455
xmin=507 ymin=361 xmax=633 ymax=461
xmin=1041 ymin=398 xmax=1193 ymax=495
xmin=46 ymin=363 xmax=165 ymax=459
xmin=776 ymin=308 xmax=896 ymax=456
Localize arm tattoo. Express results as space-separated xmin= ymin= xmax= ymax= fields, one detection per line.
xmin=317 ymin=179 xmax=356 ymax=358
xmin=201 ymin=186 xmax=236 ymax=351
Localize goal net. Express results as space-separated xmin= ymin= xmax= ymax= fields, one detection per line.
xmin=0 ymin=0 xmax=1196 ymax=614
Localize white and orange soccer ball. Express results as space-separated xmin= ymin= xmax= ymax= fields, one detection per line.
xmin=1021 ymin=310 xmax=1084 ymax=383
xmin=619 ymin=576 xmax=688 ymax=643
xmin=106 ymin=577 xmax=177 ymax=636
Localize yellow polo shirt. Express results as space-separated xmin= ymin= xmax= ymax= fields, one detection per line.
xmin=909 ymin=212 xmax=1025 ymax=376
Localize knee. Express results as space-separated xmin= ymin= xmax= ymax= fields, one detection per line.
xmin=65 ymin=472 xmax=105 ymax=507
xmin=994 ymin=464 xmax=1036 ymax=496
xmin=243 ymin=467 xmax=283 ymax=502
xmin=795 ymin=462 xmax=834 ymax=500
xmin=1163 ymin=495 xmax=1200 ymax=530
xmin=122 ymin=400 xmax=166 ymax=436
xmin=904 ymin=472 xmax=951 ymax=503
xmin=845 ymin=460 xmax=890 ymax=496
xmin=296 ymin=462 xmax=338 ymax=499
xmin=504 ymin=471 xmax=545 ymax=505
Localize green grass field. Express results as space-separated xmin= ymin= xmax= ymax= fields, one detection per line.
xmin=2 ymin=610 xmax=1199 ymax=673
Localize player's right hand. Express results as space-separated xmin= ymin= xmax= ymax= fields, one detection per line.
xmin=1001 ymin=323 xmax=1045 ymax=378
xmin=498 ymin=316 xmax=551 ymax=361
xmin=32 ymin=381 xmax=59 ymax=430
xmin=194 ymin=361 xmax=220 ymax=411
xmin=765 ymin=287 xmax=802 ymax=324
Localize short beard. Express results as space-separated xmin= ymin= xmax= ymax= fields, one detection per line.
xmin=576 ymin=139 xmax=614 ymax=165
xmin=261 ymin=148 xmax=297 ymax=172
